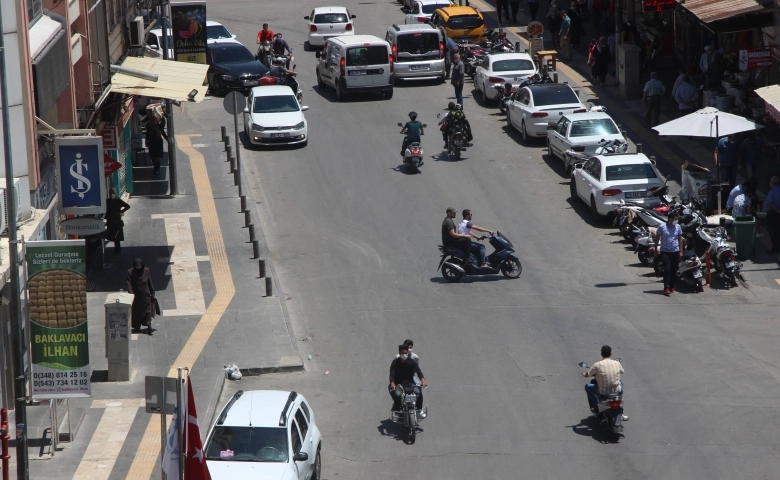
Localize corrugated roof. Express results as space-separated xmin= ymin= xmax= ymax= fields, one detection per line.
xmin=754 ymin=85 xmax=780 ymax=124
xmin=676 ymin=0 xmax=765 ymax=23
xmin=111 ymin=57 xmax=209 ymax=102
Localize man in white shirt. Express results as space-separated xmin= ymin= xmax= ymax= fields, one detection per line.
xmin=458 ymin=209 xmax=493 ymax=268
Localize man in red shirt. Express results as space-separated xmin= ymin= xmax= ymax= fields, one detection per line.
xmin=256 ymin=23 xmax=274 ymax=63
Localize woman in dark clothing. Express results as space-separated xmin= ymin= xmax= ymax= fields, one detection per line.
xmin=146 ymin=116 xmax=168 ymax=175
xmin=105 ymin=189 xmax=130 ymax=254
xmin=127 ymin=258 xmax=156 ymax=335
xmin=547 ymin=3 xmax=562 ymax=48
xmin=567 ymin=6 xmax=582 ymax=46
xmin=593 ymin=37 xmax=610 ymax=87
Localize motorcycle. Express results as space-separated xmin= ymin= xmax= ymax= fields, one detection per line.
xmin=256 ymin=41 xmax=272 ymax=67
xmin=493 ymin=83 xmax=517 ymax=114
xmin=651 ymin=249 xmax=706 ymax=292
xmin=437 ymin=112 xmax=467 ymax=161
xmin=698 ymin=226 xmax=741 ymax=287
xmin=397 ymin=122 xmax=427 ymax=173
xmin=391 ymin=384 xmax=426 ymax=443
xmin=272 ymin=52 xmax=294 ymax=69
xmin=437 ymin=232 xmax=522 ymax=282
xmin=265 ymin=63 xmax=303 ymax=104
xmin=578 ymin=360 xmax=625 ymax=440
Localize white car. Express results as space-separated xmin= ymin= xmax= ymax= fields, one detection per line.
xmin=145 ymin=21 xmax=239 ymax=58
xmin=403 ymin=0 xmax=455 ymax=24
xmin=547 ymin=112 xmax=627 ymax=174
xmin=243 ymin=85 xmax=309 ymax=147
xmin=570 ymin=153 xmax=665 ymax=220
xmin=506 ymin=83 xmax=587 ymax=143
xmin=474 ymin=52 xmax=537 ymax=102
xmin=205 ymin=390 xmax=322 ymax=480
xmin=304 ymin=6 xmax=356 ymax=47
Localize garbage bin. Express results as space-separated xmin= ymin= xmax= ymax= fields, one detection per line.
xmin=733 ymin=215 xmax=756 ymax=259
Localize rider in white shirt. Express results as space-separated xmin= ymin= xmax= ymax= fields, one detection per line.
xmin=457 ymin=209 xmax=493 ymax=268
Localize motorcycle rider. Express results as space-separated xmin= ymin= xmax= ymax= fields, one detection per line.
xmin=399 ymin=111 xmax=424 ymax=158
xmin=442 ymin=207 xmax=473 ymax=259
xmin=271 ymin=33 xmax=293 ymax=66
xmin=582 ymin=345 xmax=627 ymax=420
xmin=389 ymin=344 xmax=427 ymax=415
xmin=256 ymin=23 xmax=275 ymax=63
xmin=443 ymin=103 xmax=473 ymax=149
xmin=270 ymin=57 xmax=297 ymax=80
xmin=458 ymin=209 xmax=493 ymax=268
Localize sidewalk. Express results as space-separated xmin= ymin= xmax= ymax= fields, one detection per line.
xmin=10 ymin=104 xmax=302 ymax=479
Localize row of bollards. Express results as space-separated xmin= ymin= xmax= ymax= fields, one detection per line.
xmin=221 ymin=126 xmax=272 ymax=297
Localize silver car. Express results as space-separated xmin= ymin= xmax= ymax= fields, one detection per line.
xmin=386 ymin=24 xmax=446 ymax=83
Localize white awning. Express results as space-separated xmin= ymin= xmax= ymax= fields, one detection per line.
xmin=110 ymin=57 xmax=209 ymax=102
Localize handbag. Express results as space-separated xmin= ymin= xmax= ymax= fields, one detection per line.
xmin=152 ymin=297 xmax=161 ymax=316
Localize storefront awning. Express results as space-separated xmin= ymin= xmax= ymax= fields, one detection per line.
xmin=754 ymin=85 xmax=780 ymax=125
xmin=676 ymin=0 xmax=766 ymax=23
xmin=110 ymin=57 xmax=209 ymax=102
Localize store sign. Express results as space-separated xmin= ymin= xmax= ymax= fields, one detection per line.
xmin=103 ymin=154 xmax=122 ymax=176
xmin=642 ymin=0 xmax=675 ymax=11
xmin=55 ymin=137 xmax=107 ymax=215
xmin=26 ymin=240 xmax=91 ymax=399
xmin=101 ymin=126 xmax=118 ymax=150
xmin=171 ymin=1 xmax=207 ymax=64
xmin=739 ymin=48 xmax=771 ymax=71
xmin=60 ymin=217 xmax=106 ymax=236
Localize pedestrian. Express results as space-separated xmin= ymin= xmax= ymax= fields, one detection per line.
xmin=593 ymin=37 xmax=610 ymax=87
xmin=451 ymin=53 xmax=465 ymax=107
xmin=591 ymin=0 xmax=602 ymax=31
xmin=127 ymin=258 xmax=156 ymax=335
xmin=567 ymin=6 xmax=583 ymax=47
xmin=673 ymin=75 xmax=697 ymax=116
xmin=739 ymin=131 xmax=765 ymax=183
xmin=105 ymin=189 xmax=130 ymax=254
xmin=653 ymin=210 xmax=683 ymax=296
xmin=509 ymin=0 xmax=521 ymax=23
xmin=715 ymin=134 xmax=738 ymax=193
xmin=587 ymin=38 xmax=598 ymax=79
xmin=642 ymin=72 xmax=665 ymax=128
xmin=527 ymin=0 xmax=540 ymax=22
xmin=670 ymin=66 xmax=687 ymax=99
xmin=731 ymin=183 xmax=755 ymax=217
xmin=146 ymin=114 xmax=168 ymax=175
xmin=496 ymin=0 xmax=510 ymax=23
xmin=547 ymin=3 xmax=562 ymax=49
xmin=559 ymin=11 xmax=572 ymax=60
xmin=726 ymin=181 xmax=751 ymax=213
xmin=764 ymin=176 xmax=780 ymax=253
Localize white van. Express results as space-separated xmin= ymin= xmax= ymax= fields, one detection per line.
xmin=315 ymin=35 xmax=394 ymax=101
xmin=385 ymin=24 xmax=445 ymax=83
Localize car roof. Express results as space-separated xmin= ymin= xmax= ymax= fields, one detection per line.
xmin=562 ymin=112 xmax=614 ymax=121
xmin=206 ymin=21 xmax=226 ymax=27
xmin=391 ymin=23 xmax=439 ymax=32
xmin=436 ymin=5 xmax=481 ymax=17
xmin=207 ymin=42 xmax=247 ymax=51
xmin=487 ymin=52 xmax=533 ymax=60
xmin=313 ymin=6 xmax=349 ymax=14
xmin=593 ymin=153 xmax=652 ymax=165
xmin=250 ymin=85 xmax=298 ymax=97
xmin=528 ymin=83 xmax=575 ymax=93
xmin=221 ymin=390 xmax=302 ymax=428
xmin=419 ymin=0 xmax=453 ymax=3
xmin=331 ymin=35 xmax=387 ymax=45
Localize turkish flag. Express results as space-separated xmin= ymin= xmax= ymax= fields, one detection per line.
xmin=185 ymin=380 xmax=211 ymax=480
xmin=103 ymin=154 xmax=122 ymax=176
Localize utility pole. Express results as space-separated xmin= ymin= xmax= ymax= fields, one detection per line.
xmin=0 ymin=5 xmax=29 ymax=480
xmin=159 ymin=0 xmax=178 ymax=195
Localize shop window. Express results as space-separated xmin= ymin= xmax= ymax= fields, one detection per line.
xmin=28 ymin=0 xmax=43 ymax=26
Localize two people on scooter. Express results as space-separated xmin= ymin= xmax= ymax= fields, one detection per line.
xmin=442 ymin=102 xmax=473 ymax=149
xmin=582 ymin=345 xmax=627 ymax=419
xmin=458 ymin=209 xmax=493 ymax=268
xmin=389 ymin=344 xmax=427 ymax=413
xmin=442 ymin=207 xmax=473 ymax=261
xmin=272 ymin=33 xmax=292 ymax=56
xmin=400 ymin=111 xmax=424 ymax=156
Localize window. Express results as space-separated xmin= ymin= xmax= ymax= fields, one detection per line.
xmin=295 ymin=409 xmax=309 ymax=439
xmin=491 ymin=59 xmax=535 ymax=72
xmin=290 ymin=421 xmax=302 ymax=454
xmin=605 ymin=164 xmax=658 ymax=181
xmin=207 ymin=25 xmax=233 ymax=40
xmin=518 ymin=90 xmax=530 ymax=105
xmin=423 ymin=4 xmax=450 ymax=14
xmin=569 ymin=119 xmax=619 ymax=137
xmin=253 ymin=95 xmax=300 ymax=114
xmin=411 ymin=4 xmax=420 ymax=14
xmin=146 ymin=33 xmax=159 ymax=48
xmin=210 ymin=45 xmax=255 ymax=64
xmin=205 ymin=426 xmax=288 ymax=462
xmin=530 ymin=86 xmax=579 ymax=106
xmin=346 ymin=46 xmax=388 ymax=66
xmin=314 ymin=13 xmax=349 ymax=23
xmin=446 ymin=15 xmax=484 ymax=30
xmin=397 ymin=33 xmax=439 ymax=54
xmin=556 ymin=118 xmax=569 ymax=135
xmin=300 ymin=401 xmax=311 ymax=422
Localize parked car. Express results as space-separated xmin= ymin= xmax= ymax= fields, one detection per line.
xmin=570 ymin=153 xmax=665 ymax=221
xmin=547 ymin=112 xmax=626 ymax=174
xmin=243 ymin=85 xmax=309 ymax=147
xmin=315 ymin=35 xmax=393 ymax=100
xmin=385 ymin=24 xmax=446 ymax=83
xmin=506 ymin=83 xmax=587 ymax=143
xmin=145 ymin=21 xmax=239 ymax=58
xmin=403 ymin=0 xmax=455 ymax=24
xmin=205 ymin=390 xmax=322 ymax=480
xmin=474 ymin=52 xmax=537 ymax=102
xmin=427 ymin=5 xmax=487 ymax=43
xmin=304 ymin=6 xmax=356 ymax=48
xmin=206 ymin=43 xmax=269 ymax=96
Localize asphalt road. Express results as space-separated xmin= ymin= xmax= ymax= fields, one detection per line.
xmin=190 ymin=1 xmax=780 ymax=478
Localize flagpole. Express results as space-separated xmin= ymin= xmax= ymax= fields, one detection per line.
xmin=161 ymin=378 xmax=167 ymax=480
xmin=177 ymin=368 xmax=187 ymax=480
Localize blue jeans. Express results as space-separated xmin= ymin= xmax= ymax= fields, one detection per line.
xmin=720 ymin=164 xmax=737 ymax=191
xmin=585 ymin=380 xmax=624 ymax=410
xmin=469 ymin=241 xmax=486 ymax=265
xmin=454 ymin=84 xmax=464 ymax=106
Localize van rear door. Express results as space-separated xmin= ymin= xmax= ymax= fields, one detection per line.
xmin=345 ymin=45 xmax=390 ymax=87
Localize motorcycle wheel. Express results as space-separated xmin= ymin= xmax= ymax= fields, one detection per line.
xmin=454 ymin=148 xmax=461 ymax=161
xmin=499 ymin=98 xmax=506 ymax=114
xmin=696 ymin=279 xmax=704 ymax=292
xmin=500 ymin=258 xmax=522 ymax=278
xmin=637 ymin=251 xmax=650 ymax=265
xmin=406 ymin=411 xmax=416 ymax=443
xmin=653 ymin=257 xmax=665 ymax=276
xmin=441 ymin=263 xmax=464 ymax=282
xmin=728 ymin=271 xmax=738 ymax=287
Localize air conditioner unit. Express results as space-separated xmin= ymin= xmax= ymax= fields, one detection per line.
xmin=129 ymin=16 xmax=144 ymax=47
xmin=0 ymin=178 xmax=23 ymax=222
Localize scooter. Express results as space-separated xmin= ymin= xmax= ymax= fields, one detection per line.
xmin=651 ymin=250 xmax=706 ymax=292
xmin=391 ymin=384 xmax=426 ymax=443
xmin=273 ymin=53 xmax=294 ymax=69
xmin=266 ymin=64 xmax=303 ymax=104
xmin=698 ymin=226 xmax=741 ymax=287
xmin=437 ymin=232 xmax=522 ymax=282
xmin=437 ymin=112 xmax=467 ymax=161
xmin=256 ymin=41 xmax=272 ymax=67
xmin=398 ymin=122 xmax=427 ymax=173
xmin=578 ymin=360 xmax=625 ymax=441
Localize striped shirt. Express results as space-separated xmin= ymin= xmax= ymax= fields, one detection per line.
xmin=643 ymin=78 xmax=666 ymax=97
xmin=588 ymin=358 xmax=624 ymax=395
xmin=656 ymin=222 xmax=682 ymax=253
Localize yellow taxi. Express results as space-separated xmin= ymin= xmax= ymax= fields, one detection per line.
xmin=428 ymin=5 xmax=487 ymax=43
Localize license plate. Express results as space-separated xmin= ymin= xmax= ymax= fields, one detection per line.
xmin=410 ymin=64 xmax=430 ymax=71
xmin=243 ymin=80 xmax=259 ymax=86
xmin=348 ymin=70 xmax=366 ymax=76
xmin=624 ymin=191 xmax=647 ymax=199
xmin=270 ymin=133 xmax=289 ymax=138
xmin=693 ymin=271 xmax=702 ymax=278
xmin=725 ymin=261 xmax=735 ymax=268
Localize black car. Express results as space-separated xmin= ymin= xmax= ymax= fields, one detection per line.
xmin=206 ymin=43 xmax=269 ymax=96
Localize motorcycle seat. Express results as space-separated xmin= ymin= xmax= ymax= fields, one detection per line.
xmin=409 ymin=142 xmax=421 ymax=148
xmin=439 ymin=245 xmax=468 ymax=258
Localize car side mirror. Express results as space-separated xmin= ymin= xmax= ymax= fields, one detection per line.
xmin=315 ymin=51 xmax=321 ymax=58
xmin=243 ymin=107 xmax=249 ymax=113
xmin=573 ymin=163 xmax=583 ymax=170
xmin=304 ymin=15 xmax=310 ymax=20
xmin=232 ymin=34 xmax=237 ymax=39
xmin=397 ymin=122 xmax=403 ymax=127
xmin=422 ymin=124 xmax=427 ymax=128
xmin=402 ymin=7 xmax=410 ymax=13
xmin=437 ymin=113 xmax=441 ymax=118
xmin=293 ymin=452 xmax=309 ymax=462
xmin=350 ymin=14 xmax=357 ymax=19
xmin=302 ymin=106 xmax=309 ymax=111
xmin=546 ymin=124 xmax=555 ymax=130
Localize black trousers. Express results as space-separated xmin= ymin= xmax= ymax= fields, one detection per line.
xmin=496 ymin=0 xmax=510 ymax=21
xmin=389 ymin=383 xmax=423 ymax=410
xmin=660 ymin=252 xmax=680 ymax=289
xmin=767 ymin=210 xmax=780 ymax=252
xmin=645 ymin=96 xmax=662 ymax=127
xmin=509 ymin=1 xmax=520 ymax=20
xmin=528 ymin=2 xmax=540 ymax=21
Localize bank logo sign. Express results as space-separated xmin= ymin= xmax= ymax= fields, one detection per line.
xmin=55 ymin=137 xmax=107 ymax=215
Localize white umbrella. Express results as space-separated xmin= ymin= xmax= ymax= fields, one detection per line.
xmin=652 ymin=106 xmax=763 ymax=137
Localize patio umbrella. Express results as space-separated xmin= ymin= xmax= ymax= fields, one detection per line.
xmin=652 ymin=106 xmax=763 ymax=137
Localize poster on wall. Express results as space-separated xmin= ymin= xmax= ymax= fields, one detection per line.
xmin=55 ymin=137 xmax=107 ymax=215
xmin=739 ymin=48 xmax=772 ymax=71
xmin=26 ymin=240 xmax=91 ymax=399
xmin=171 ymin=1 xmax=207 ymax=64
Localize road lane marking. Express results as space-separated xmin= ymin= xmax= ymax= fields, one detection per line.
xmin=125 ymin=134 xmax=236 ymax=480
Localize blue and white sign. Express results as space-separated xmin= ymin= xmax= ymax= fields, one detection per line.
xmin=55 ymin=137 xmax=107 ymax=215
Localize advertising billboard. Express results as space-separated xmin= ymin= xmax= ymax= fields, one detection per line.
xmin=55 ymin=137 xmax=107 ymax=215
xmin=171 ymin=1 xmax=207 ymax=64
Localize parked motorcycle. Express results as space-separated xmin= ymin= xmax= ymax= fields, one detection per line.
xmin=651 ymin=250 xmax=706 ymax=292
xmin=698 ymin=226 xmax=741 ymax=287
xmin=578 ymin=360 xmax=625 ymax=440
xmin=398 ymin=122 xmax=427 ymax=173
xmin=437 ymin=232 xmax=522 ymax=282
xmin=390 ymin=384 xmax=426 ymax=443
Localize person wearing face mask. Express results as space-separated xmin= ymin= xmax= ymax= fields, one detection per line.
xmin=397 ymin=339 xmax=420 ymax=384
xmin=653 ymin=211 xmax=683 ymax=296
xmin=389 ymin=344 xmax=428 ymax=414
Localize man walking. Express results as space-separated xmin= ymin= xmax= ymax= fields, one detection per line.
xmin=547 ymin=3 xmax=562 ymax=48
xmin=451 ymin=53 xmax=465 ymax=107
xmin=496 ymin=0 xmax=511 ymax=23
xmin=527 ymin=0 xmax=540 ymax=21
xmin=127 ymin=258 xmax=156 ymax=335
xmin=559 ymin=11 xmax=572 ymax=60
xmin=642 ymin=72 xmax=665 ymax=128
xmin=672 ymin=75 xmax=697 ymax=117
xmin=509 ymin=0 xmax=521 ymax=23
xmin=764 ymin=176 xmax=780 ymax=253
xmin=739 ymin=132 xmax=765 ymax=183
xmin=653 ymin=211 xmax=683 ymax=296
xmin=715 ymin=134 xmax=739 ymax=193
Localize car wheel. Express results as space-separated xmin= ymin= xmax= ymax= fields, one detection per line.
xmin=506 ymin=108 xmax=512 ymax=129
xmin=521 ymin=120 xmax=529 ymax=144
xmin=316 ymin=70 xmax=325 ymax=89
xmin=336 ymin=82 xmax=346 ymax=101
xmin=570 ymin=176 xmax=578 ymax=201
xmin=438 ymin=75 xmax=446 ymax=84
xmin=590 ymin=196 xmax=602 ymax=223
xmin=385 ymin=88 xmax=394 ymax=99
xmin=547 ymin=138 xmax=556 ymax=160
xmin=211 ymin=77 xmax=224 ymax=96
xmin=300 ymin=139 xmax=308 ymax=148
xmin=312 ymin=448 xmax=321 ymax=480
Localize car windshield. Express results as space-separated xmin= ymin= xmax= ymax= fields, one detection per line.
xmin=253 ymin=95 xmax=300 ymax=113
xmin=422 ymin=3 xmax=450 ymax=14
xmin=346 ymin=46 xmax=388 ymax=66
xmin=397 ymin=33 xmax=439 ymax=54
xmin=447 ymin=15 xmax=483 ymax=30
xmin=531 ymin=86 xmax=580 ymax=106
xmin=211 ymin=46 xmax=254 ymax=64
xmin=205 ymin=426 xmax=288 ymax=462
xmin=207 ymin=25 xmax=232 ymax=40
xmin=569 ymin=119 xmax=620 ymax=137
xmin=605 ymin=164 xmax=658 ymax=181
xmin=314 ymin=13 xmax=348 ymax=23
xmin=492 ymin=59 xmax=534 ymax=72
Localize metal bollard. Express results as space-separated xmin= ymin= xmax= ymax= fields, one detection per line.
xmin=225 ymin=136 xmax=231 ymax=149
xmin=244 ymin=209 xmax=252 ymax=227
xmin=515 ymin=41 xmax=521 ymax=51
xmin=221 ymin=126 xmax=227 ymax=142
xmin=265 ymin=276 xmax=273 ymax=296
xmin=636 ymin=143 xmax=643 ymax=153
xmin=258 ymin=259 xmax=266 ymax=278
xmin=248 ymin=224 xmax=257 ymax=242
xmin=240 ymin=195 xmax=247 ymax=213
xmin=229 ymin=155 xmax=236 ymax=173
xmin=233 ymin=168 xmax=240 ymax=186
xmin=225 ymin=145 xmax=232 ymax=162
xmin=553 ymin=73 xmax=559 ymax=83
xmin=252 ymin=240 xmax=260 ymax=259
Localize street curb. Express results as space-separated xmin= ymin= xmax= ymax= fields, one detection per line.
xmin=240 ymin=365 xmax=306 ymax=376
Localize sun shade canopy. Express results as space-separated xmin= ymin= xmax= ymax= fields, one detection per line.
xmin=110 ymin=56 xmax=209 ymax=102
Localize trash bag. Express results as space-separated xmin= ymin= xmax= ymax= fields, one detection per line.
xmin=224 ymin=364 xmax=242 ymax=381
